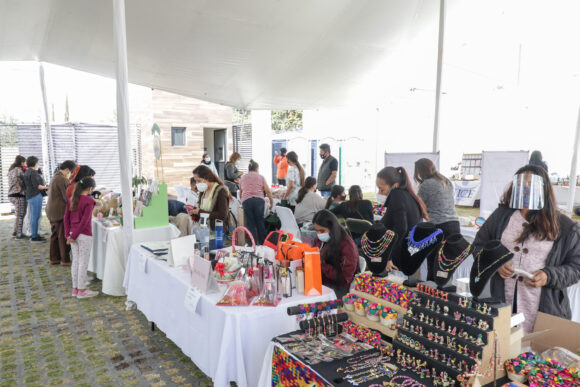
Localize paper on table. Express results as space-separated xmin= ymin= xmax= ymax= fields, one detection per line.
xmin=184 ymin=286 xmax=201 ymax=314
xmin=168 ymin=234 xmax=196 ymax=266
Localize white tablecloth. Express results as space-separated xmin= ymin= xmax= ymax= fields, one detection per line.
xmin=89 ymin=220 xmax=180 ymax=296
xmin=123 ymin=245 xmax=337 ymax=387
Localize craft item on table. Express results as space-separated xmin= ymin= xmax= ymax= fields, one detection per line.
xmin=366 ymin=303 xmax=381 ymax=322
xmin=278 ymin=267 xmax=292 ymax=298
xmin=342 ymin=293 xmax=358 ymax=311
xmin=342 ymin=321 xmax=382 ymax=348
xmin=542 ymin=347 xmax=580 ymax=369
xmin=504 ymin=352 xmax=540 ymax=383
xmin=295 ymin=300 xmax=341 ymax=316
xmin=524 ymin=357 xmax=580 ymax=387
xmin=216 ymin=280 xmax=252 ymax=306
xmin=252 ymin=275 xmax=280 ymax=307
xmin=469 ymin=240 xmax=514 ymax=298
xmin=277 ymin=240 xmax=309 ymax=261
xmin=213 ymin=257 xmax=242 ymax=283
xmin=433 ymin=234 xmax=472 ymax=286
xmin=399 ymin=222 xmax=444 ymax=277
xmin=353 ymin=272 xmax=414 ymax=308
xmin=360 ymin=223 xmax=398 ymax=275
xmin=371 ymin=201 xmax=386 ymax=217
xmin=354 ymin=298 xmax=368 ymax=316
xmin=271 ymin=346 xmax=332 ymax=387
xmin=380 ymin=306 xmax=397 ymax=328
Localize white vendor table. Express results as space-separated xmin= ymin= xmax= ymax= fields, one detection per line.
xmin=123 ymin=245 xmax=337 ymax=387
xmin=89 ymin=220 xmax=180 ymax=296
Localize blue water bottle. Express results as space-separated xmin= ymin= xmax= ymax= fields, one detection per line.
xmin=215 ymin=219 xmax=224 ymax=249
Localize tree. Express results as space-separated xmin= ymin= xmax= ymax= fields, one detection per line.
xmin=271 ymin=110 xmax=303 ymax=133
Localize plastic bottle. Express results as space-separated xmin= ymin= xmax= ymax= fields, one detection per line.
xmin=199 ymin=213 xmax=210 ymax=251
xmin=215 ymin=219 xmax=224 ymax=249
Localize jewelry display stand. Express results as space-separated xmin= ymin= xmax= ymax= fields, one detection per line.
xmin=287 ymin=299 xmax=343 ymax=316
xmin=432 ymin=234 xmax=472 ymax=289
xmin=343 ymin=290 xmax=405 ymax=339
xmin=400 ymin=223 xmax=444 ymax=277
xmin=395 ymin=284 xmax=511 ymax=386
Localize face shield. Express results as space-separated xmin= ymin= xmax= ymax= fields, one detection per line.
xmin=509 ymin=173 xmax=545 ymax=210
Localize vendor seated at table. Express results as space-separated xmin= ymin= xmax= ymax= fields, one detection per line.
xmin=294 ymin=177 xmax=327 ymax=226
xmin=324 ymin=185 xmax=345 ymax=211
xmin=331 ymin=185 xmax=373 ymax=222
xmin=190 ymin=165 xmax=231 ymax=231
xmin=168 ymin=177 xmax=198 ymax=217
xmin=312 ymin=209 xmax=359 ymax=298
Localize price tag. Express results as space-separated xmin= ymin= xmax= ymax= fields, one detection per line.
xmin=184 ymin=286 xmax=201 ymax=315
xmin=139 ymin=256 xmax=148 ymax=273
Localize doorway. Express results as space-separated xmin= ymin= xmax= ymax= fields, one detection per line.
xmin=271 ymin=139 xmax=287 ymax=183
xmin=204 ymin=128 xmax=228 ymax=179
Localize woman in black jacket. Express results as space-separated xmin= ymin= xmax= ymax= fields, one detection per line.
xmin=474 ymin=165 xmax=580 ymax=328
xmin=376 ymin=166 xmax=428 ymax=275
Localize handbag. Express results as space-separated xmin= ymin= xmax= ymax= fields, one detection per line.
xmin=277 ymin=240 xmax=308 ymax=261
xmin=264 ymin=230 xmax=293 ymax=252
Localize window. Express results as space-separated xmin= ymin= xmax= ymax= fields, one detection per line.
xmin=171 ymin=127 xmax=186 ymax=146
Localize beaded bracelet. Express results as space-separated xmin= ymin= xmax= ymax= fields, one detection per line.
xmin=342 ymin=321 xmax=381 ymax=348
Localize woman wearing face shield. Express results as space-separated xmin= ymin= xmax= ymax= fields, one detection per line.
xmin=312 ymin=209 xmax=359 ymax=298
xmin=474 ymin=164 xmax=580 ymax=332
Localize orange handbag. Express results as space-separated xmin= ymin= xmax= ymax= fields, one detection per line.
xmin=304 ymin=247 xmax=322 ymax=296
xmin=276 ymin=240 xmax=308 ymax=261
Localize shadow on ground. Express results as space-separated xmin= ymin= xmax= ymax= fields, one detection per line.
xmin=0 ymin=218 xmax=213 ymax=387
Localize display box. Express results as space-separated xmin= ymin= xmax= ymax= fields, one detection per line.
xmin=521 ymin=312 xmax=580 ymax=353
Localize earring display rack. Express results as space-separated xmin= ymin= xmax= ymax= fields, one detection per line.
xmin=394 ymin=285 xmax=511 ymax=386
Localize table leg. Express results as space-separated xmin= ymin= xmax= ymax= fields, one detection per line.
xmin=151 ymin=322 xmax=155 ymax=331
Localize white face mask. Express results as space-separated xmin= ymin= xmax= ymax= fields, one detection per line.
xmin=204 ymin=157 xmax=211 ymax=163
xmin=317 ymin=232 xmax=330 ymax=242
xmin=196 ymin=182 xmax=208 ymax=192
xmin=376 ymin=193 xmax=387 ymax=204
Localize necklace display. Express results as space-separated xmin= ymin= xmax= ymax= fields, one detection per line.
xmin=407 ymin=226 xmax=443 ymax=256
xmin=361 ymin=230 xmax=395 ymax=259
xmin=436 ymin=241 xmax=472 ymax=272
xmin=473 ymin=249 xmax=513 ymax=283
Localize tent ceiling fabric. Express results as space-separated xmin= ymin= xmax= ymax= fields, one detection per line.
xmin=0 ymin=0 xmax=437 ymax=109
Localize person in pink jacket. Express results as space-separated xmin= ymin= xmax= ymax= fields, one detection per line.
xmin=64 ymin=177 xmax=97 ymax=299
xmin=312 ymin=209 xmax=359 ymax=298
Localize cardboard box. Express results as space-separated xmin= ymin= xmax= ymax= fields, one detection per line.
xmin=521 ymin=312 xmax=580 ymax=354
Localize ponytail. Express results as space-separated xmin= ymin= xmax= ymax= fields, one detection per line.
xmin=296 ymin=176 xmax=316 ymax=204
xmin=376 ymin=166 xmax=429 ymax=221
xmin=70 ymin=177 xmax=96 ymax=211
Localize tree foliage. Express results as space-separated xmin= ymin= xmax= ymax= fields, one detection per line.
xmin=271 ymin=110 xmax=303 ymax=133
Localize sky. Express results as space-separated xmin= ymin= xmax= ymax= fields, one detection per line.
xmin=1 ymin=1 xmax=580 ymax=178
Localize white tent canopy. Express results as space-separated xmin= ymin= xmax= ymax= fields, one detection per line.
xmin=0 ymin=0 xmax=440 ymax=110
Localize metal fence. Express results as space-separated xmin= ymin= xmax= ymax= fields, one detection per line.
xmin=0 ymin=123 xmax=141 ymax=204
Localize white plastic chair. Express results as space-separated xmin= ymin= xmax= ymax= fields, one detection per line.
xmin=275 ymin=206 xmax=301 ymax=241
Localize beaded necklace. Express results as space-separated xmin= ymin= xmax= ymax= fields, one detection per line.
xmin=406 ymin=226 xmax=443 ymax=256
xmin=361 ymin=230 xmax=395 ymax=259
xmin=437 ymin=241 xmax=472 ymax=272
xmin=473 ymin=249 xmax=513 ymax=283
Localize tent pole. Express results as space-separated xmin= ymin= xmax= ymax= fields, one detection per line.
xmin=38 ymin=62 xmax=53 ymax=181
xmin=432 ymin=0 xmax=445 ymax=153
xmin=113 ymin=0 xmax=134 ymax=255
xmin=567 ymin=105 xmax=580 ymax=215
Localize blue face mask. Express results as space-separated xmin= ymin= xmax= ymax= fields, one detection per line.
xmin=317 ymin=232 xmax=330 ymax=242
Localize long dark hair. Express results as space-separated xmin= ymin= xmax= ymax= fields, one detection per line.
xmin=74 ymin=165 xmax=96 ymax=182
xmin=286 ymin=151 xmax=305 ymax=186
xmin=500 ymin=164 xmax=559 ymax=242
xmin=192 ymin=165 xmax=232 ymax=200
xmin=296 ymin=176 xmax=317 ymax=204
xmin=377 ymin=166 xmax=429 ymax=220
xmin=325 ymin=185 xmax=345 ymax=209
xmin=9 ymin=155 xmax=26 ymax=171
xmin=345 ymin=185 xmax=363 ymax=213
xmin=312 ymin=210 xmax=350 ymax=276
xmin=70 ymin=177 xmax=96 ymax=211
xmin=414 ymin=158 xmax=449 ymax=186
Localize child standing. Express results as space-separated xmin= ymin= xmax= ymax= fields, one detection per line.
xmin=64 ymin=177 xmax=98 ymax=298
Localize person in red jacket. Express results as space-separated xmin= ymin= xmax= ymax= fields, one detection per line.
xmin=312 ymin=209 xmax=359 ymax=298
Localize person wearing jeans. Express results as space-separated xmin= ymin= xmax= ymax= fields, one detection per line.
xmin=22 ymin=156 xmax=48 ymax=242
xmin=239 ymin=160 xmax=273 ymax=245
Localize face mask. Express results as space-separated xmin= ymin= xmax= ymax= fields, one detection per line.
xmin=317 ymin=232 xmax=330 ymax=242
xmin=320 ymin=153 xmax=326 ymax=160
xmin=204 ymin=157 xmax=211 ymax=163
xmin=376 ymin=193 xmax=387 ymax=204
xmin=196 ymin=182 xmax=208 ymax=192
xmin=66 ymin=172 xmax=71 ymax=179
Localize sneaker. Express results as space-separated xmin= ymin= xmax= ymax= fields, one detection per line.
xmin=60 ymin=261 xmax=72 ymax=267
xmin=72 ymin=289 xmax=78 ymax=297
xmin=77 ymin=289 xmax=99 ymax=299
xmin=31 ymin=236 xmax=47 ymax=242
xmin=13 ymin=235 xmax=28 ymax=240
xmin=12 ymin=232 xmax=16 ymax=237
